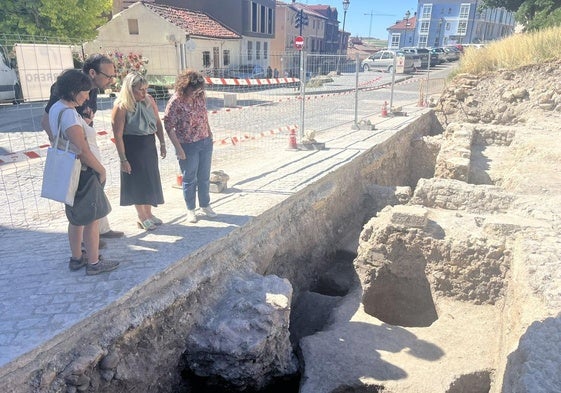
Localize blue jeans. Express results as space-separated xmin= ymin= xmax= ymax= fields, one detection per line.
xmin=178 ymin=137 xmax=213 ymax=210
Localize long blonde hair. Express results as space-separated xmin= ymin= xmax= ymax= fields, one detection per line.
xmin=114 ymin=72 xmax=148 ymax=112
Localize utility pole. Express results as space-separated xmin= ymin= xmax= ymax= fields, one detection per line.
xmin=364 ymin=10 xmax=395 ymax=38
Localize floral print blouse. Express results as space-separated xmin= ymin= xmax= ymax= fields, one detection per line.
xmin=163 ymin=92 xmax=212 ymax=144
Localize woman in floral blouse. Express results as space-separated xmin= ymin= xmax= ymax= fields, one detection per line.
xmin=163 ymin=69 xmax=217 ymax=223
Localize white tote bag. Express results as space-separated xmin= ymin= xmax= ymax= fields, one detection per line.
xmin=40 ymin=108 xmax=82 ymax=206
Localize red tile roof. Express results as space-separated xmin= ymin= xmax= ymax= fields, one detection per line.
xmin=389 ymin=16 xmax=417 ymax=30
xmin=144 ymin=3 xmax=241 ymax=39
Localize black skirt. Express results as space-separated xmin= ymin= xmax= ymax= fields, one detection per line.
xmin=120 ymin=133 xmax=164 ymax=206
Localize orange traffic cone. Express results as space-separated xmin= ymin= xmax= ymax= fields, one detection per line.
xmin=288 ymin=129 xmax=298 ymax=150
xmin=381 ymin=101 xmax=388 ymax=117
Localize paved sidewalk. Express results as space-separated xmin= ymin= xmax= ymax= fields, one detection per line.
xmin=0 ymin=106 xmax=426 ymax=368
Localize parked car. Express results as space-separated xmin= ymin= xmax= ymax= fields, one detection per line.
xmin=428 ymin=47 xmax=446 ymax=64
xmin=361 ymin=50 xmax=418 ymax=74
xmin=443 ymin=46 xmax=461 ymax=62
xmin=401 ymin=47 xmax=435 ymax=68
xmin=147 ymin=85 xmax=170 ymax=100
xmin=226 ymin=64 xmax=265 ymax=79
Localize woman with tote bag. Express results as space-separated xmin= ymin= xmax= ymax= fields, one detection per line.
xmin=48 ymin=69 xmax=119 ymax=275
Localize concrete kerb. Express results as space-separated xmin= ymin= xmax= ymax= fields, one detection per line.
xmin=0 ymin=109 xmax=436 ymax=391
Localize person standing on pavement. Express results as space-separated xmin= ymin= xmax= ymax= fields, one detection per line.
xmin=111 ymin=72 xmax=167 ymax=231
xmin=41 ymin=54 xmax=125 ymax=241
xmin=48 ymin=69 xmax=119 ymax=275
xmin=163 ymin=69 xmax=217 ymax=224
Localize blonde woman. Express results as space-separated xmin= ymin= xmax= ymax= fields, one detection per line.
xmin=111 ymin=73 xmax=166 ymax=230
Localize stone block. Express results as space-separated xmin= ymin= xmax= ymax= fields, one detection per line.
xmin=210 ymin=181 xmax=227 ymax=193
xmin=389 ymin=205 xmax=428 ymax=228
xmin=224 ymin=93 xmax=237 ymax=107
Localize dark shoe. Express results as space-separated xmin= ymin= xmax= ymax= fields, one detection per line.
xmin=86 ymin=257 xmax=119 ymax=275
xmin=100 ymin=230 xmax=125 ymax=239
xmin=69 ymin=252 xmax=87 ymax=271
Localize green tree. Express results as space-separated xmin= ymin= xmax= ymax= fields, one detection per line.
xmin=0 ymin=0 xmax=111 ymax=41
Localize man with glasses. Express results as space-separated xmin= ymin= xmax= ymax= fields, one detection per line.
xmin=41 ymin=54 xmax=125 ymax=243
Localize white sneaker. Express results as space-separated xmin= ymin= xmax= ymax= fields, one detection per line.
xmin=186 ymin=209 xmax=198 ymax=223
xmin=201 ymin=206 xmax=217 ymax=218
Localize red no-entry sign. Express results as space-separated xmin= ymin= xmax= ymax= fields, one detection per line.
xmin=294 ymin=36 xmax=304 ymax=50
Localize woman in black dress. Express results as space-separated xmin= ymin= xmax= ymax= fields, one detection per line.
xmin=111 ymin=73 xmax=166 ymax=230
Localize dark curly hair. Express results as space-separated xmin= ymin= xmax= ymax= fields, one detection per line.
xmin=54 ymin=69 xmax=93 ymax=102
xmin=174 ymin=69 xmax=205 ymax=98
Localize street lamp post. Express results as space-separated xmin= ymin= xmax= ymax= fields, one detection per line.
xmin=336 ymin=0 xmax=350 ymax=74
xmin=404 ymin=10 xmax=411 ymax=47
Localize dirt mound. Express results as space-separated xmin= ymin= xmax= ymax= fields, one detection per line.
xmin=434 ymin=59 xmax=561 ymax=127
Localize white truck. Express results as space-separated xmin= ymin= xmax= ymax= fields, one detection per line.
xmin=0 ymin=44 xmax=22 ymax=103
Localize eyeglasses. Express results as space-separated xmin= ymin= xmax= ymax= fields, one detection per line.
xmin=98 ymin=71 xmax=117 ymax=79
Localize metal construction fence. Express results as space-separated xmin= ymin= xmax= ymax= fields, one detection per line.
xmin=0 ymin=35 xmax=449 ymax=229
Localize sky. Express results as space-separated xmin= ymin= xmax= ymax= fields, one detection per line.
xmin=301 ymin=0 xmax=418 ymax=39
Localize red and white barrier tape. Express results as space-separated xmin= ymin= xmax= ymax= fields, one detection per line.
xmin=0 ymin=130 xmax=113 ymax=166
xmin=204 ymin=76 xmax=299 ymax=86
xmin=215 ymin=125 xmax=298 ymax=146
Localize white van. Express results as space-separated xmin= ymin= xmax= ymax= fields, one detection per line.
xmin=0 ymin=44 xmax=22 ymax=103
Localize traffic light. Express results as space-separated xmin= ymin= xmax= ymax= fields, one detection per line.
xmin=294 ymin=9 xmax=309 ymax=29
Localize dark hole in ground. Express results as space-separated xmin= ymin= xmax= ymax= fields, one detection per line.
xmin=290 ymin=250 xmax=358 ymax=343
xmin=177 ymin=369 xmax=301 ymax=393
xmin=446 ymin=370 xmax=492 ymax=393
xmin=331 ymin=385 xmax=385 ymax=392
xmin=363 ymin=266 xmax=438 ymax=327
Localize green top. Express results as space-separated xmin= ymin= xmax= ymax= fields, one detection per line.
xmin=124 ymin=99 xmax=157 ymax=136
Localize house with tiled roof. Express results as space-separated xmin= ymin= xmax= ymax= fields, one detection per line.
xmin=387 ymin=14 xmax=417 ymax=48
xmin=116 ymin=0 xmax=276 ymax=71
xmin=85 ymin=2 xmax=242 ymax=80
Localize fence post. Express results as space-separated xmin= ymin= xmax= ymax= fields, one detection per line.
xmin=352 ymin=53 xmax=359 ymax=129
xmin=299 ymin=50 xmax=305 ymax=141
xmin=389 ymin=55 xmax=397 ymax=114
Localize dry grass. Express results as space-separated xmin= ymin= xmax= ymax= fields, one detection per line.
xmin=455 ymin=26 xmax=561 ymax=75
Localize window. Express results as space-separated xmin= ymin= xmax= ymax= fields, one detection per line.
xmin=268 ymin=8 xmax=273 ymax=34
xmin=391 ymin=34 xmax=400 ymax=48
xmin=247 ymin=41 xmax=253 ymax=60
xmin=223 ymin=50 xmax=230 ymax=66
xmin=260 ymin=5 xmax=266 ymax=33
xmin=459 ymin=4 xmax=470 ymax=19
xmin=418 ymin=35 xmax=428 ymax=47
xmin=421 ymin=4 xmax=432 ymax=19
xmin=420 ymin=21 xmax=430 ymax=34
xmin=128 ymin=19 xmax=139 ymax=35
xmin=263 ymin=42 xmax=268 ymax=59
xmin=457 ymin=20 xmax=467 ymax=35
xmin=251 ymin=2 xmax=258 ymax=32
xmin=202 ymin=51 xmax=210 ymax=67
xmin=256 ymin=42 xmax=261 ymax=59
